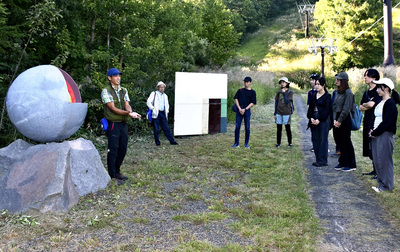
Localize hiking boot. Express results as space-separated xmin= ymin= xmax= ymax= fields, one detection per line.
xmin=112 ymin=178 xmax=125 ymax=185
xmin=116 ymin=173 xmax=128 ymax=180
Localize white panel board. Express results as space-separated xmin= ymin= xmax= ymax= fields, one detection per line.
xmin=174 ymin=72 xmax=227 ymax=136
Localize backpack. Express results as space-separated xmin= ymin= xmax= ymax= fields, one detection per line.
xmin=351 ymin=103 xmax=363 ymax=131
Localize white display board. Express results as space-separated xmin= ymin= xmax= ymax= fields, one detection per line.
xmin=174 ymin=72 xmax=227 ymax=136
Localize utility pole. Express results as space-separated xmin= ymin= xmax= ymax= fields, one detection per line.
xmin=308 ymin=38 xmax=337 ymax=77
xmin=298 ymin=5 xmax=314 ymax=38
xmin=320 ymin=46 xmax=325 ymax=77
xmin=383 ymin=0 xmax=395 ymax=66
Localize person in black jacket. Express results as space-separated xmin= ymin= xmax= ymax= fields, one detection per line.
xmin=332 ymin=72 xmax=357 ymax=172
xmin=307 ymin=77 xmax=331 ymax=167
xmin=359 ymin=69 xmax=382 ymax=178
xmin=369 ymin=78 xmax=400 ymax=192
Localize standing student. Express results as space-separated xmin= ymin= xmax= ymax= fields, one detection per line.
xmin=147 ymin=81 xmax=178 ymax=146
xmin=308 ymin=74 xmax=319 ymax=152
xmin=369 ymin=78 xmax=400 ymax=192
xmin=307 ymin=77 xmax=331 ymax=167
xmin=101 ymin=68 xmax=141 ymax=185
xmin=307 ymin=74 xmax=318 ymax=106
xmin=232 ymin=76 xmax=257 ymax=149
xmin=274 ymin=77 xmax=294 ymax=148
xmin=359 ymin=69 xmax=382 ymax=178
xmin=332 ymin=72 xmax=357 ymax=172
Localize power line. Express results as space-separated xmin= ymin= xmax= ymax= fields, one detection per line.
xmin=337 ymin=1 xmax=400 ymax=52
xmin=295 ymin=0 xmax=305 ymax=30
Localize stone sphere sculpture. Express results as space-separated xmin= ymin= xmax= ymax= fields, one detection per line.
xmin=6 ymin=65 xmax=88 ymax=142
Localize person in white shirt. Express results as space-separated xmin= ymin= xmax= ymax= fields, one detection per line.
xmin=147 ymin=81 xmax=178 ymax=146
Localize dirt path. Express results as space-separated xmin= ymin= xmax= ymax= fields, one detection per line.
xmin=294 ymin=94 xmax=400 ymax=251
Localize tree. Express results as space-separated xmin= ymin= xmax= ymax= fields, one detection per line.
xmin=314 ymin=0 xmax=383 ymax=70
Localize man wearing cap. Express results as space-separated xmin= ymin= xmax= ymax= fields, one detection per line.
xmin=101 ymin=67 xmax=141 ymax=184
xmin=274 ymin=77 xmax=294 ymax=148
xmin=307 ymin=74 xmax=318 ymax=106
xmin=232 ymin=76 xmax=257 ymax=148
xmin=146 ymin=81 xmax=178 ymax=146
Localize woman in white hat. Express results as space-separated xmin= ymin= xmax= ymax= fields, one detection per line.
xmin=147 ymin=81 xmax=178 ymax=146
xmin=369 ymin=78 xmax=400 ymax=192
xmin=274 ymin=77 xmax=294 ymax=148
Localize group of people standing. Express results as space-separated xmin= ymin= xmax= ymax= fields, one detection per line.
xmin=102 ymin=66 xmax=399 ymax=192
xmin=306 ymin=70 xmax=399 ymax=193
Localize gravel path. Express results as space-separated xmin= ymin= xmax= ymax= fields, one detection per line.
xmin=295 ymin=94 xmax=400 ymax=251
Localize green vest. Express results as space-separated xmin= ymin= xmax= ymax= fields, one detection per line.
xmin=103 ymin=84 xmax=129 ymax=123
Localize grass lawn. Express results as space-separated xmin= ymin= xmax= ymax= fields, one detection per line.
xmin=0 ymin=98 xmax=321 ymax=251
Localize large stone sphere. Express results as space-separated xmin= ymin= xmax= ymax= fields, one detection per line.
xmin=6 ymin=65 xmax=88 ymax=143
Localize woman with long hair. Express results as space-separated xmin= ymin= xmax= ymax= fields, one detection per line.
xmin=369 ymin=78 xmax=400 ymax=192
xmin=332 ymin=72 xmax=357 ymax=172
xmin=307 ymin=77 xmax=331 ymax=167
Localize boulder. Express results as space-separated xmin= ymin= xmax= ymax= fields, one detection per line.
xmin=0 ymin=138 xmax=110 ymax=213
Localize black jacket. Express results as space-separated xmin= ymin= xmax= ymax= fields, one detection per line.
xmin=371 ymin=99 xmax=398 ymax=136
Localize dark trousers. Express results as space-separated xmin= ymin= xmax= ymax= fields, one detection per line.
xmin=311 ymin=118 xmax=330 ymax=165
xmin=107 ymin=122 xmax=128 ymax=178
xmin=153 ymin=111 xmax=175 ymax=145
xmin=234 ymin=110 xmax=251 ymax=145
xmin=276 ymin=124 xmax=292 ymax=145
xmin=333 ymin=115 xmax=356 ymax=168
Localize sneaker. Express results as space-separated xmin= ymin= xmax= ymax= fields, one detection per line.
xmin=170 ymin=142 xmax=179 ymax=145
xmin=232 ymin=143 xmax=239 ymax=148
xmin=372 ymin=186 xmax=381 ymax=193
xmin=288 ymin=144 xmax=293 ymax=148
xmin=276 ymin=144 xmax=281 ymax=148
xmin=310 ymin=148 xmax=314 ymax=152
xmin=334 ymin=165 xmax=342 ymax=171
xmin=342 ymin=167 xmax=356 ymax=172
xmin=331 ymin=152 xmax=341 ymax=157
xmin=245 ymin=144 xmax=250 ymax=149
xmin=313 ymin=162 xmax=328 ymax=167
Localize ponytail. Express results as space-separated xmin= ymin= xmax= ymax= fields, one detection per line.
xmin=391 ymin=90 xmax=400 ymax=105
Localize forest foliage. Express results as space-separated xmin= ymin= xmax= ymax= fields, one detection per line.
xmin=0 ymin=0 xmax=396 ymax=147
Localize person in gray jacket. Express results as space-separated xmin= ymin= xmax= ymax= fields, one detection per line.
xmin=332 ymin=72 xmax=356 ymax=172
xmin=147 ymin=81 xmax=178 ymax=146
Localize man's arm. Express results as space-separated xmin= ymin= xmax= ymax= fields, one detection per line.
xmin=359 ymin=101 xmax=375 ymax=111
xmin=105 ymin=102 xmax=131 ymax=115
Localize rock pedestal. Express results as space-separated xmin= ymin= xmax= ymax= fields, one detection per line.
xmin=0 ymin=138 xmax=110 ymax=213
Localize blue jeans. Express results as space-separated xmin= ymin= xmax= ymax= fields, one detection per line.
xmin=153 ymin=111 xmax=175 ymax=145
xmin=107 ymin=122 xmax=128 ymax=178
xmin=234 ymin=110 xmax=251 ymax=145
